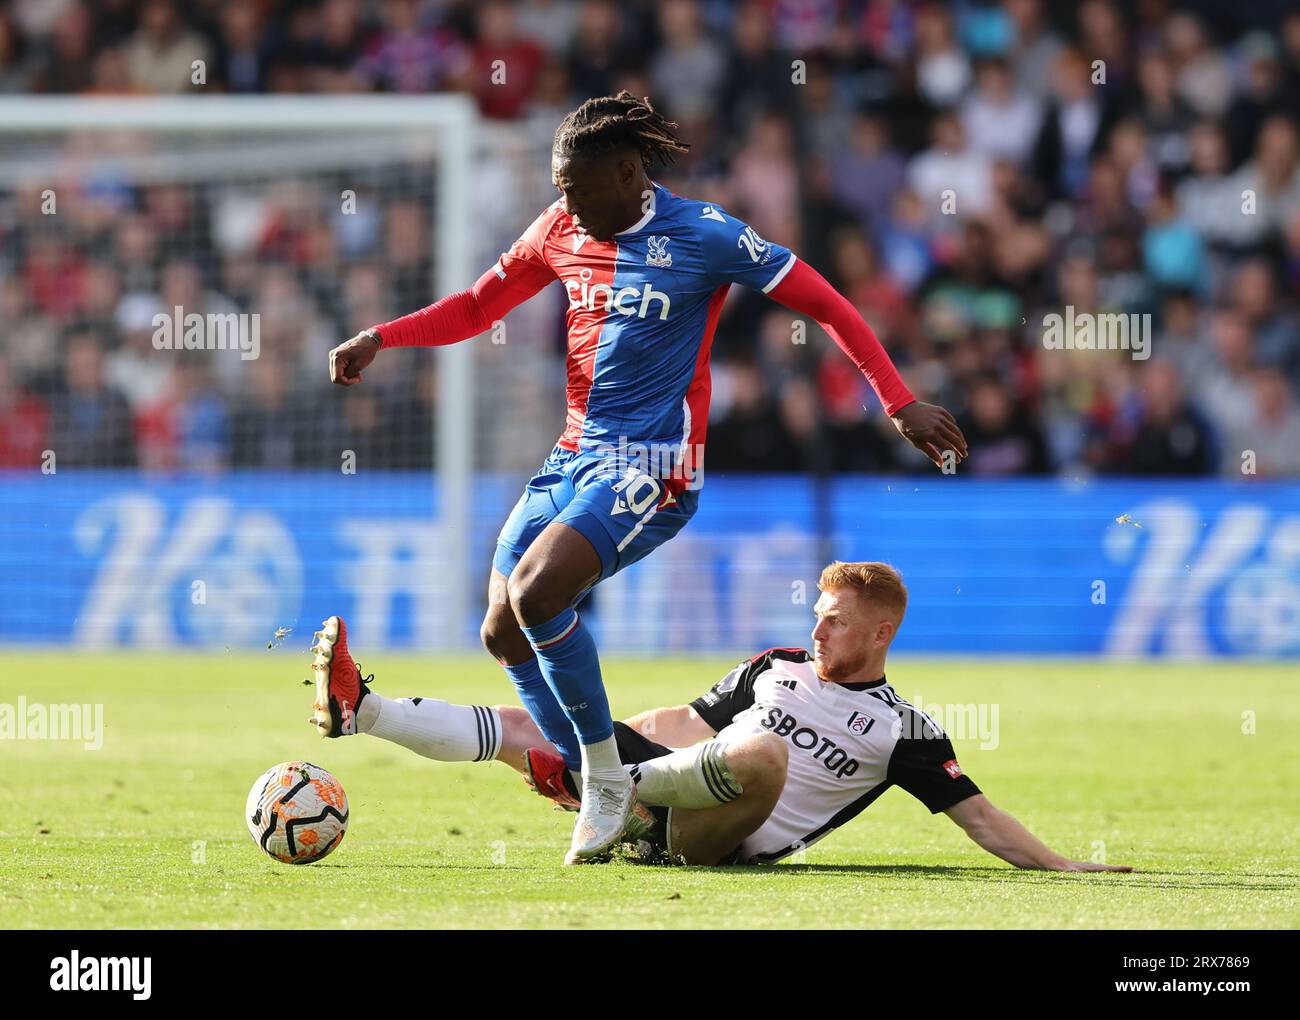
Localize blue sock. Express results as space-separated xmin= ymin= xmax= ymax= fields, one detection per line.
xmin=501 ymin=657 xmax=581 ymax=770
xmin=521 ymin=606 xmax=613 ymax=746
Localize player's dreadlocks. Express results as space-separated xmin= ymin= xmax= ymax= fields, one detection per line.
xmin=553 ymin=90 xmax=691 ymax=170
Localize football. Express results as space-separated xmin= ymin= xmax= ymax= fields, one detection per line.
xmin=245 ymin=761 xmax=349 ymax=865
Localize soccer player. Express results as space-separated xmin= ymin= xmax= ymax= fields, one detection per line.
xmin=308 ymin=561 xmax=1131 ymax=870
xmin=324 ymin=92 xmax=969 ymax=864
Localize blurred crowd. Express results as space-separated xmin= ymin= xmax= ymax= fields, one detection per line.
xmin=2 ymin=0 xmax=1300 ymax=478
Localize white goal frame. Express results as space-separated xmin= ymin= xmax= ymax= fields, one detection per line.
xmin=0 ymin=95 xmax=478 ymax=649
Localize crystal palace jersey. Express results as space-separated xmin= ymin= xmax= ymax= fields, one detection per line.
xmin=690 ymin=648 xmax=981 ymax=864
xmin=492 ymin=181 xmax=797 ymax=467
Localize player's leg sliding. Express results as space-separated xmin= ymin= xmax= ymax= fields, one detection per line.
xmin=310 ymin=616 xmax=501 ymax=762
xmin=666 ymin=733 xmax=788 ymax=866
xmin=360 ymin=695 xmax=501 ymax=762
xmin=519 ymin=604 xmax=635 ymax=864
xmin=524 ymin=740 xmax=744 ymax=812
xmin=628 ymin=740 xmax=743 ymax=809
xmin=523 ymin=737 xmax=772 ymax=865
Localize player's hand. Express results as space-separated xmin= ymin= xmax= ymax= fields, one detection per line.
xmin=890 ymin=401 xmax=968 ymax=469
xmin=329 ymin=330 xmax=381 ymax=386
xmin=1055 ymin=860 xmax=1135 ymax=873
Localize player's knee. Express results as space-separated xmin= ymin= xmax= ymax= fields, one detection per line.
xmin=479 ymin=603 xmax=522 ymax=660
xmin=506 ymin=567 xmax=559 ymax=625
xmin=726 ymin=733 xmax=787 ymax=794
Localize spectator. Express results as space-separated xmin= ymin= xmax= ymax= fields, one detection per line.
xmin=1154 ymin=289 xmax=1209 ymax=381
xmin=826 ymin=111 xmax=906 ymax=230
xmin=85 ymin=45 xmax=148 ymax=95
xmin=957 ymin=373 xmax=1049 ymax=475
xmin=1142 ymin=182 xmax=1205 ymax=293
xmin=1127 ymin=358 xmax=1214 ymax=474
xmin=48 ymin=335 xmax=136 ymax=467
xmin=515 ymin=0 xmax=581 ymax=61
xmin=106 ymin=298 xmax=172 ymax=411
xmin=913 ymin=3 xmax=968 ymax=107
xmin=1175 ymin=119 xmax=1245 ymax=247
xmin=1133 ymin=49 xmax=1193 ymax=175
xmin=303 ymin=0 xmax=367 ymax=92
xmin=32 ymin=0 xmax=95 ymax=93
xmin=1229 ymin=259 xmax=1300 ymax=376
xmin=124 ymin=0 xmax=212 ymax=93
xmin=717 ymin=0 xmax=795 ymax=147
xmin=907 ymin=110 xmax=994 ymax=225
xmin=1189 ymin=309 xmax=1259 ymax=444
xmin=1230 ymin=369 xmax=1300 ymax=477
xmin=708 ymin=356 xmax=803 ymax=472
xmin=565 ymin=0 xmax=641 ymax=100
xmin=649 ymin=0 xmax=726 ymax=122
xmin=134 ymin=358 xmax=227 ymax=473
xmin=875 ymin=188 xmax=935 ymax=294
xmin=354 ymin=0 xmax=468 ymax=94
xmin=1032 ymin=47 xmax=1117 ymax=201
xmin=961 ymin=57 xmax=1042 ymax=166
xmin=1164 ymin=11 xmax=1232 ymax=119
xmin=1 ymin=275 xmax=61 ymax=390
xmin=0 ymin=9 xmax=34 ymax=93
xmin=212 ymin=2 xmax=273 ymax=94
xmin=798 ymin=56 xmax=855 ymax=161
xmin=729 ymin=111 xmax=801 ymax=248
xmin=1226 ymin=31 xmax=1289 ymax=168
xmin=1 ymin=0 xmax=1297 ymax=482
xmin=1077 ymin=0 xmax=1131 ymax=91
xmin=0 ymin=374 xmax=49 ymax=468
xmin=452 ymin=0 xmax=546 ymax=120
xmin=1005 ymin=0 xmax=1063 ymax=98
xmin=1231 ymin=114 xmax=1300 ymax=247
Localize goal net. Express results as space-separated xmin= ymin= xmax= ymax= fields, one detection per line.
xmin=0 ymin=96 xmax=566 ymax=650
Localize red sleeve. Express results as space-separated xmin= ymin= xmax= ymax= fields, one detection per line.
xmin=767 ymin=258 xmax=916 ymax=416
xmin=370 ymin=208 xmax=558 ymax=348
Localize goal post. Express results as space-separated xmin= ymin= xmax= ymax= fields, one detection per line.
xmin=0 ymin=95 xmax=479 ymax=649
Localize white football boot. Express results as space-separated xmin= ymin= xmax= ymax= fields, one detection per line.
xmin=564 ymin=772 xmax=652 ymax=865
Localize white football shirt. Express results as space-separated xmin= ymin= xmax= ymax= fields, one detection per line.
xmin=690 ymin=647 xmax=980 ymax=864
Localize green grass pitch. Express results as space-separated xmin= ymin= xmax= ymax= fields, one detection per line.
xmin=1 ymin=651 xmax=1296 ymax=929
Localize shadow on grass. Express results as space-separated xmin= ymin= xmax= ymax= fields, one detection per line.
xmin=306 ymin=861 xmax=1297 ymax=891
xmin=731 ymin=863 xmax=1296 ymax=891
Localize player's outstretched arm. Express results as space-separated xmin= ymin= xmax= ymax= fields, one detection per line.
xmin=328 ymin=262 xmax=550 ymax=386
xmin=944 ymin=794 xmax=1134 ymax=872
xmin=621 ymin=704 xmax=717 ymax=749
xmin=766 ymin=258 xmax=968 ymax=468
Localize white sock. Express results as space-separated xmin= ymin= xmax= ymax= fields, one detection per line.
xmin=580 ymin=734 xmax=628 ymax=785
xmin=626 ymin=741 xmax=743 ymax=808
xmin=360 ymin=693 xmax=500 ymax=763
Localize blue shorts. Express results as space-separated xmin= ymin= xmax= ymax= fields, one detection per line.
xmin=492 ymin=444 xmax=699 ymax=587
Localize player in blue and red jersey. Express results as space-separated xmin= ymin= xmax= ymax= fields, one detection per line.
xmin=323 ymin=92 xmax=968 ymax=864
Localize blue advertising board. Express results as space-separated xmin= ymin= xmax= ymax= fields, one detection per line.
xmin=3 ymin=471 xmax=1296 ymax=657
